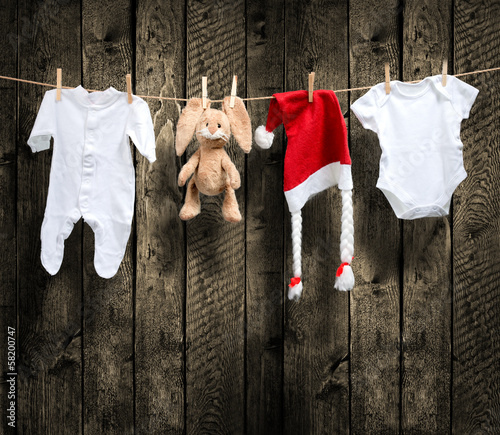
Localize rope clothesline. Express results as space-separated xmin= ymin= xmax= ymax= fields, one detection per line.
xmin=0 ymin=66 xmax=499 ymax=103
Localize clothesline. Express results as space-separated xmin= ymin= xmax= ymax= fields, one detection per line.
xmin=0 ymin=66 xmax=499 ymax=103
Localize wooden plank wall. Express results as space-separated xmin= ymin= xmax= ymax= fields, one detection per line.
xmin=1 ymin=0 xmax=499 ymax=434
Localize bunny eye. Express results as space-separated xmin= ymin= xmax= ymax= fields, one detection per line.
xmin=217 ymin=123 xmax=221 ymax=128
xmin=206 ymin=123 xmax=209 ymax=127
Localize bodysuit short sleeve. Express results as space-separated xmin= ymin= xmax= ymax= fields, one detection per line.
xmin=28 ymin=90 xmax=56 ymax=153
xmin=350 ymin=86 xmax=380 ymax=133
xmin=449 ymin=75 xmax=479 ymax=119
xmin=126 ymin=98 xmax=156 ymax=163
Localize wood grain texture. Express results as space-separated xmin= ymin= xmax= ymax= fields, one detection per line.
xmin=403 ymin=3 xmax=454 ymax=434
xmin=0 ymin=1 xmax=17 ymax=432
xmin=134 ymin=0 xmax=186 ymax=433
xmin=245 ymin=1 xmax=285 ymax=433
xmin=5 ymin=1 xmax=500 ymax=433
xmin=283 ymin=1 xmax=349 ymax=433
xmin=349 ymin=0 xmax=402 ymax=433
xmin=453 ymin=0 xmax=500 ymax=433
xmin=185 ymin=1 xmax=246 ymax=433
xmin=401 ymin=1 xmax=453 ymax=433
xmin=81 ymin=1 xmax=134 ymax=433
xmin=16 ymin=0 xmax=83 ymax=434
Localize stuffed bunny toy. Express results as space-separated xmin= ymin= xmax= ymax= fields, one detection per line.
xmin=176 ymin=97 xmax=252 ymax=222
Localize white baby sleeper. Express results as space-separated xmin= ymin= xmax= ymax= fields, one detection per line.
xmin=28 ymin=86 xmax=156 ymax=278
xmin=351 ymin=74 xmax=478 ymax=219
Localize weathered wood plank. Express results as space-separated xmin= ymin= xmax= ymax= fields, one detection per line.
xmin=17 ymin=0 xmax=83 ymax=433
xmin=5 ymin=2 xmax=500 ymax=433
xmin=185 ymin=1 xmax=247 ymax=433
xmin=283 ymin=0 xmax=349 ymax=433
xmin=81 ymin=1 xmax=134 ymax=433
xmin=401 ymin=1 xmax=453 ymax=433
xmin=349 ymin=0 xmax=401 ymax=432
xmin=246 ymin=1 xmax=285 ymax=433
xmin=453 ymin=0 xmax=500 ymax=433
xmin=0 ymin=1 xmax=18 ymax=432
xmin=134 ymin=0 xmax=186 ymax=433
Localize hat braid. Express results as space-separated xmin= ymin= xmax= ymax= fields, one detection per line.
xmin=334 ymin=189 xmax=355 ymax=291
xmin=291 ymin=210 xmax=302 ymax=278
xmin=289 ymin=210 xmax=303 ymax=301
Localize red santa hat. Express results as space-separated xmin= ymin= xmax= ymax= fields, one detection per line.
xmin=254 ymin=90 xmax=354 ymax=300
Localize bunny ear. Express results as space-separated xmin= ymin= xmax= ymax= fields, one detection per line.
xmin=223 ymin=96 xmax=252 ymax=153
xmin=175 ymin=98 xmax=208 ymax=156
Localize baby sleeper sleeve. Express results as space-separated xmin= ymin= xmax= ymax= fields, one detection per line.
xmin=449 ymin=76 xmax=479 ymax=119
xmin=28 ymin=90 xmax=56 ymax=152
xmin=126 ymin=98 xmax=156 ymax=163
xmin=350 ymin=86 xmax=380 ymax=133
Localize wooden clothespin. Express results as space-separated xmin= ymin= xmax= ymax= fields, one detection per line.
xmin=385 ymin=63 xmax=391 ymax=94
xmin=308 ymin=72 xmax=315 ymax=103
xmin=442 ymin=59 xmax=448 ymax=86
xmin=126 ymin=74 xmax=132 ymax=104
xmin=202 ymin=76 xmax=208 ymax=109
xmin=56 ymin=68 xmax=62 ymax=101
xmin=229 ymin=75 xmax=237 ymax=108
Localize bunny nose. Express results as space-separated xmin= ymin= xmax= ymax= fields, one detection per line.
xmin=208 ymin=125 xmax=218 ymax=135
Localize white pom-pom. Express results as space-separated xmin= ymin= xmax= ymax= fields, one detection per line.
xmin=254 ymin=125 xmax=274 ymax=149
xmin=288 ymin=280 xmax=303 ymax=301
xmin=334 ymin=265 xmax=355 ymax=291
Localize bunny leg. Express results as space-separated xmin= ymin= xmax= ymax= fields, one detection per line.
xmin=222 ymin=181 xmax=242 ymax=223
xmin=180 ymin=178 xmax=201 ymax=220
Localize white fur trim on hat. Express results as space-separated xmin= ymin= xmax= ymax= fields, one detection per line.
xmin=285 ymin=162 xmax=352 ymax=213
xmin=288 ymin=280 xmax=303 ymax=301
xmin=254 ymin=125 xmax=274 ymax=149
xmin=335 ymin=264 xmax=354 ymax=291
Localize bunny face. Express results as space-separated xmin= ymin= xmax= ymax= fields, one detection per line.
xmin=175 ymin=96 xmax=252 ymax=157
xmin=196 ymin=108 xmax=231 ymax=149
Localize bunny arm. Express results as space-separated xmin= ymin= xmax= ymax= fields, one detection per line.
xmin=178 ymin=149 xmax=201 ymax=187
xmin=221 ymin=154 xmax=241 ymax=189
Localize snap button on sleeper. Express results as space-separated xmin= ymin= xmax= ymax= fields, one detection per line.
xmin=416 ymin=208 xmax=420 ymax=212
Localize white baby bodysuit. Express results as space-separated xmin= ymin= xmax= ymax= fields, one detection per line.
xmin=351 ymin=74 xmax=479 ymax=219
xmin=28 ymin=86 xmax=156 ymax=278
